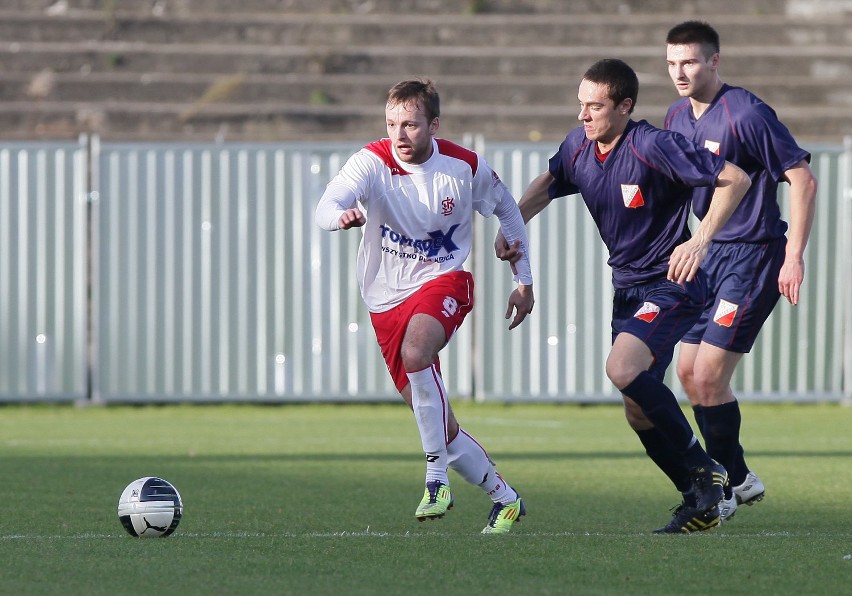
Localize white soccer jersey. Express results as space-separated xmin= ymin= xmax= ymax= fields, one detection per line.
xmin=316 ymin=137 xmax=528 ymax=312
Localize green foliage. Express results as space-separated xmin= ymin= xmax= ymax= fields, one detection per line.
xmin=466 ymin=0 xmax=489 ymax=14
xmin=309 ymin=89 xmax=335 ymax=106
xmin=0 ymin=402 xmax=850 ymax=594
xmin=105 ymin=53 xmax=125 ymax=68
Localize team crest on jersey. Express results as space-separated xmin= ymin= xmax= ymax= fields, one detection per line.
xmin=441 ymin=296 xmax=459 ymax=318
xmin=634 ymin=301 xmax=660 ymax=323
xmin=704 ymin=140 xmax=721 ymax=155
xmin=621 ymin=184 xmax=645 ymax=208
xmin=713 ymin=299 xmax=739 ymax=327
xmin=442 ymin=196 xmax=455 ymax=216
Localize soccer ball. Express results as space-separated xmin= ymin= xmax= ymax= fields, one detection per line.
xmin=117 ymin=477 xmax=183 ymax=538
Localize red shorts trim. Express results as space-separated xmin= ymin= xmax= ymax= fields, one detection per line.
xmin=370 ymin=271 xmax=474 ymax=392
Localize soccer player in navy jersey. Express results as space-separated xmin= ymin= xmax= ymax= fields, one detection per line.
xmin=496 ymin=58 xmax=752 ymax=532
xmin=663 ymin=21 xmax=817 ymax=522
xmin=316 ymin=79 xmax=535 ymax=534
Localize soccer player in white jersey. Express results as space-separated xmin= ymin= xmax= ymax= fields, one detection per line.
xmin=315 ymin=79 xmax=535 ymax=534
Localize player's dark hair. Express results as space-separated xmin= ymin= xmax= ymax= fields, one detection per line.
xmin=583 ymin=59 xmax=639 ymax=114
xmin=387 ymin=78 xmax=440 ymax=123
xmin=666 ymin=21 xmax=721 ymax=59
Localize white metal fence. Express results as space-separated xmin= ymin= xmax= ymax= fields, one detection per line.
xmin=0 ymin=141 xmax=89 ymax=401
xmin=1 ymin=137 xmax=850 ymax=403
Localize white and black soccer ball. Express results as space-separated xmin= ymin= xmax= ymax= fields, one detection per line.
xmin=117 ymin=477 xmax=183 ymax=538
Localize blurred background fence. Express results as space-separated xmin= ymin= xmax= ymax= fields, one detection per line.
xmin=1 ymin=137 xmax=850 ymax=403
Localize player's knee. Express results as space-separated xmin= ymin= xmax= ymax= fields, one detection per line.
xmin=675 ymin=357 xmax=692 ymax=385
xmin=605 ymin=358 xmax=640 ymax=390
xmin=690 ymin=368 xmax=728 ymax=405
xmin=676 ymin=360 xmax=696 ymax=396
xmin=400 ymin=344 xmax=434 ymax=373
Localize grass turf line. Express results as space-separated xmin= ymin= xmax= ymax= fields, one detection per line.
xmin=0 ymin=402 xmax=850 ymax=595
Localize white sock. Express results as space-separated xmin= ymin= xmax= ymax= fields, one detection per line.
xmin=447 ymin=428 xmax=518 ymax=504
xmin=407 ymin=365 xmax=449 ymax=485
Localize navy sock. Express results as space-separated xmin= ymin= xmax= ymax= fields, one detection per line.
xmin=692 ymin=404 xmax=706 ymax=436
xmin=635 ymin=427 xmax=692 ymax=493
xmin=622 ymin=371 xmax=712 ymax=469
xmin=701 ymin=401 xmax=749 ymax=487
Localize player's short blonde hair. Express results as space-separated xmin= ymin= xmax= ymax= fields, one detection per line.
xmin=386 ymin=79 xmax=440 ymax=123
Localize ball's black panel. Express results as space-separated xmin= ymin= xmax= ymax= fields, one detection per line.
xmin=140 ymin=477 xmax=181 ymax=507
xmin=119 ymin=515 xmax=139 ymax=537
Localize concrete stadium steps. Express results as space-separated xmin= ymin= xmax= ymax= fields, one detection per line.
xmin=9 ymin=0 xmax=826 ymax=16
xmin=2 ymin=0 xmax=850 ymax=142
xmin=1 ymin=12 xmax=849 ymax=47
xmin=1 ymin=71 xmax=847 ymax=112
xmin=4 ymin=41 xmax=848 ymax=79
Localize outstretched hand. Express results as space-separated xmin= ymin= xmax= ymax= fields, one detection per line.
xmin=505 ymin=284 xmax=534 ymax=330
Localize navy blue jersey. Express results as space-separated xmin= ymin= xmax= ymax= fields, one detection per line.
xmin=547 ymin=119 xmax=725 ymax=288
xmin=665 ymin=84 xmax=810 ymax=243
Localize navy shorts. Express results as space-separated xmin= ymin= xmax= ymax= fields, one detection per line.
xmin=612 ymin=272 xmax=708 ymax=381
xmin=681 ymin=238 xmax=785 ymax=353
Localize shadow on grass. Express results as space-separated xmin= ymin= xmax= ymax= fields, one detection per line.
xmin=6 ymin=450 xmax=846 ymax=463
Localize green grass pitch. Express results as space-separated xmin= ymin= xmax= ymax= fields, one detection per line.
xmin=1 ymin=401 xmax=850 ymax=594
